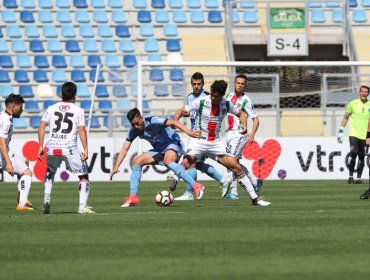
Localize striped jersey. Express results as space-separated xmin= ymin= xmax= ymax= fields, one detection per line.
xmin=225 ymin=92 xmax=257 ymax=131
xmin=0 ymin=111 xmax=13 ymax=151
xmin=185 ymin=95 xmax=239 ymax=141
xmin=187 ymin=89 xmax=209 ymax=131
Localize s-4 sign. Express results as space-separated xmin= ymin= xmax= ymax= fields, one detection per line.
xmin=268 ymin=33 xmax=308 ymax=56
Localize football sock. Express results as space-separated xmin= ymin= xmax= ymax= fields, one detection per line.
xmin=18 ymin=175 xmax=32 ymax=206
xmin=241 ymin=164 xmax=257 ymax=186
xmin=130 ymin=165 xmax=142 ymax=195
xmin=236 ymin=172 xmax=258 ymax=200
xmin=185 ymin=168 xmax=197 ymax=193
xmin=78 ymin=181 xmax=90 ymax=208
xmin=44 ymin=170 xmax=55 ymax=203
xmin=167 ymin=162 xmax=196 ymax=186
xmin=199 ymin=163 xmax=223 ymax=182
xmin=227 ymin=170 xmax=238 ymax=195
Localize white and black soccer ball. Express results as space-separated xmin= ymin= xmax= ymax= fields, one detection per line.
xmin=155 ymin=190 xmax=174 ymax=207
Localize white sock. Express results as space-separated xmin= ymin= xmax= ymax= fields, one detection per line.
xmin=228 ymin=171 xmax=238 ymax=195
xmin=79 ymin=181 xmax=90 ymax=208
xmin=18 ymin=175 xmax=32 ymax=206
xmin=44 ymin=176 xmax=54 ymax=203
xmin=237 ymin=174 xmax=258 ymax=200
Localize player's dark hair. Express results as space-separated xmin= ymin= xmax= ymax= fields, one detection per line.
xmin=235 ymin=74 xmax=248 ymax=82
xmin=191 ymin=72 xmax=204 ymax=85
xmin=61 ymin=82 xmax=77 ymax=101
xmin=360 ymin=85 xmax=370 ymax=93
xmin=127 ymin=108 xmax=141 ymax=123
xmin=210 ymin=80 xmax=228 ymax=96
xmin=5 ymin=93 xmax=25 ymax=107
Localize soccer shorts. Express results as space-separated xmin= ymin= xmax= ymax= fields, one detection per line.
xmin=187 ymin=138 xmax=228 ymax=161
xmin=0 ymin=153 xmax=29 ymax=176
xmin=226 ymin=130 xmax=249 ymax=159
xmin=147 ymin=141 xmax=185 ymax=165
xmin=46 ymin=153 xmax=88 ymax=176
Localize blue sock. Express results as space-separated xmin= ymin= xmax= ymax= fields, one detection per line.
xmin=186 ymin=168 xmax=197 ymax=193
xmin=130 ymin=165 xmax=142 ymax=195
xmin=199 ymin=163 xmax=223 ymax=182
xmin=167 ymin=162 xmax=196 ymax=186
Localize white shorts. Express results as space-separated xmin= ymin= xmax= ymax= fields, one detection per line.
xmin=226 ymin=130 xmax=249 ymax=159
xmin=0 ymin=153 xmax=29 ymax=176
xmin=47 ymin=153 xmax=88 ymax=176
xmin=187 ymin=138 xmax=228 ymax=161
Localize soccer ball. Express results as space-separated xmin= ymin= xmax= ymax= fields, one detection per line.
xmin=155 ymin=190 xmax=174 ymax=207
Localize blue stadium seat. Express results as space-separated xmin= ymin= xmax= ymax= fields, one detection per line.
xmin=0 ymin=85 xmax=13 ymax=97
xmin=170 ymin=68 xmax=184 ymax=81
xmin=191 ymin=11 xmax=205 ymax=23
xmin=112 ymin=11 xmax=127 ymax=23
xmin=74 ymin=0 xmax=88 ymax=8
xmin=353 ymin=9 xmax=367 ymax=23
xmin=12 ymin=40 xmax=27 ymax=53
xmin=173 ymin=11 xmax=187 ymax=23
xmin=0 ymin=70 xmax=10 ymax=83
xmin=138 ymin=10 xmax=152 ymax=23
xmin=152 ymin=0 xmax=165 ymax=8
xmin=94 ymin=11 xmax=108 ymax=23
xmin=148 ymin=53 xmax=162 ymax=61
xmin=77 ymin=85 xmax=90 ymax=98
xmin=91 ymin=0 xmax=105 ymax=8
xmin=39 ymin=0 xmax=53 ymax=8
xmin=30 ymin=40 xmax=44 ymax=52
xmin=22 ymin=0 xmax=36 ymax=8
xmin=117 ymin=99 xmax=131 ymax=112
xmin=15 ymin=70 xmax=30 ymax=83
xmin=80 ymin=99 xmax=92 ymax=110
xmin=66 ymin=40 xmax=80 ymax=52
xmin=87 ymin=55 xmax=101 ymax=68
xmin=52 ymin=69 xmax=67 ymax=82
xmin=108 ymin=69 xmax=123 ymax=82
xmin=43 ymin=100 xmax=57 ymax=110
xmin=128 ymin=68 xmax=138 ymax=81
xmin=2 ymin=10 xmax=16 ymax=23
xmin=7 ymin=26 xmax=21 ymax=38
xmin=104 ymin=116 xmax=119 ymax=129
xmin=208 ymin=10 xmax=222 ymax=23
xmin=150 ymin=69 xmax=164 ymax=81
xmin=154 ymin=84 xmax=169 ymax=97
xmin=98 ymin=100 xmax=112 ymax=113
xmin=80 ymin=25 xmax=95 ymax=38
xmin=29 ymin=116 xmax=41 ymax=129
xmin=25 ymin=25 xmax=40 ymax=38
xmin=144 ymin=39 xmax=159 ymax=52
xmin=122 ymin=116 xmax=131 ymax=129
xmin=134 ymin=0 xmax=147 ymax=8
xmin=48 ymin=40 xmax=63 ymax=53
xmin=131 ymin=84 xmax=148 ymax=97
xmin=4 ymin=0 xmax=18 ymax=9
xmin=70 ymin=55 xmax=85 ymax=68
xmin=57 ymin=11 xmax=72 ymax=23
xmin=61 ymin=25 xmax=76 ymax=38
xmin=0 ymin=55 xmax=13 ymax=68
xmin=95 ymin=85 xmax=109 ymax=97
xmin=34 ymin=70 xmax=48 ymax=82
xmin=102 ymin=40 xmax=116 ymax=53
xmin=116 ymin=25 xmax=130 ymax=37
xmin=89 ymin=116 xmax=101 ymax=129
xmin=169 ymin=0 xmax=183 ymax=9
xmin=109 ymin=0 xmax=123 ymax=8
xmin=349 ymin=0 xmax=358 ymax=7
xmin=308 ymin=1 xmax=322 ymax=8
xmin=105 ymin=54 xmax=121 ymax=68
xmin=187 ymin=0 xmax=201 ymax=8
xmin=142 ymin=100 xmax=150 ymax=113
xmin=38 ymin=10 xmax=53 ymax=23
xmin=17 ymin=55 xmax=32 ymax=68
xmin=119 ymin=40 xmax=134 ymax=52
xmin=90 ymin=69 xmax=105 ymax=82
xmin=155 ymin=11 xmax=169 ymax=23
xmin=56 ymin=85 xmax=62 ymax=97
xmin=71 ymin=70 xmax=86 ymax=82
xmin=84 ymin=40 xmax=99 ymax=52
xmin=311 ymin=10 xmax=326 ymax=23
xmin=56 ymin=0 xmax=70 ymax=8
xmin=240 ymin=0 xmax=255 ymax=8
xmin=233 ymin=10 xmax=240 ymax=23
xmin=140 ymin=24 xmax=154 ymax=37
xmin=20 ymin=11 xmax=35 ymax=23
xmin=43 ymin=25 xmax=58 ymax=38
xmin=0 ymin=40 xmax=7 ymax=53
xmin=363 ymin=0 xmax=370 ymax=7
xmin=205 ymin=0 xmax=218 ymax=8
xmin=75 ymin=11 xmax=90 ymax=23
xmin=243 ymin=10 xmax=258 ymax=23
xmin=163 ymin=24 xmax=178 ymax=36
xmin=326 ymin=1 xmax=340 ymax=7
xmin=34 ymin=55 xmax=49 ymax=68
xmin=20 ymin=85 xmax=34 ymax=98
xmin=171 ymin=83 xmax=185 ymax=96
xmin=25 ymin=100 xmax=40 ymax=113
xmin=13 ymin=117 xmax=28 ymax=129
xmin=167 ymin=39 xmax=181 ymax=52
xmin=97 ymin=25 xmax=113 ymax=38
xmin=113 ymin=85 xmax=128 ymax=98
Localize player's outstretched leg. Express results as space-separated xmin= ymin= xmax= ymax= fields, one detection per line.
xmin=78 ymin=175 xmax=95 ymax=214
xmin=43 ymin=168 xmax=55 ymax=214
xmin=197 ymin=162 xmax=230 ymax=198
xmin=174 ymin=168 xmax=197 ymax=201
xmin=16 ymin=172 xmax=33 ymax=211
xmin=121 ymin=165 xmax=141 ymax=208
xmin=236 ymin=172 xmax=271 ymax=206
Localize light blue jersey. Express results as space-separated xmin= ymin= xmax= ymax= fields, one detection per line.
xmin=187 ymin=89 xmax=209 ymax=131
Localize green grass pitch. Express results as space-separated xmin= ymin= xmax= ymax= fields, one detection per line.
xmin=1 ymin=180 xmax=370 ymax=280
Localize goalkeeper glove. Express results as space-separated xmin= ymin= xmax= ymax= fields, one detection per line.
xmin=337 ymin=127 xmax=344 ymax=143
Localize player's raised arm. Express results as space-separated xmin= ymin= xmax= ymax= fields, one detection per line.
xmin=166 ymin=119 xmax=200 ymax=138
xmin=110 ymin=140 xmax=132 ymax=181
xmin=174 ymin=106 xmax=187 ymax=121
xmin=38 ymin=121 xmax=48 ymax=161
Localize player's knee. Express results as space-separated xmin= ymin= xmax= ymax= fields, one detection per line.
xmin=23 ymin=168 xmax=32 ymax=177
xmin=78 ymin=174 xmax=89 ymax=182
xmin=195 ymin=162 xmax=203 ymax=170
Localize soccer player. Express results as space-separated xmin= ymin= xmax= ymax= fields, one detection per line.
xmin=337 ymin=85 xmax=370 ymax=184
xmin=38 ymin=82 xmax=94 ymax=214
xmin=224 ymin=74 xmax=262 ymax=199
xmin=110 ymin=108 xmax=204 ymax=207
xmin=175 ymin=80 xmax=271 ymax=206
xmin=168 ymin=72 xmax=231 ymax=201
xmin=0 ymin=94 xmax=33 ymax=211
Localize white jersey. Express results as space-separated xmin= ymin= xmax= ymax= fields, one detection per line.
xmin=185 ymin=95 xmax=239 ymax=141
xmin=0 ymin=111 xmax=13 ymax=151
xmin=225 ymin=92 xmax=257 ymax=131
xmin=41 ymin=102 xmax=85 ymax=153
